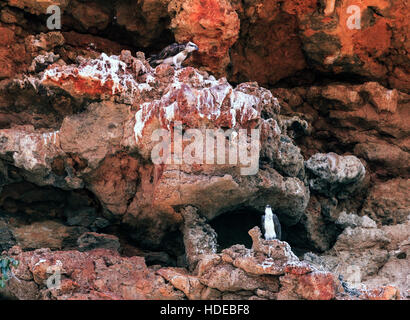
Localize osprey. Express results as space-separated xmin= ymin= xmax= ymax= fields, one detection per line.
xmin=147 ymin=42 xmax=199 ymax=69
xmin=262 ymin=205 xmax=282 ymax=240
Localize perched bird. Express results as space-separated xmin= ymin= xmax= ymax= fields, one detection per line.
xmin=147 ymin=42 xmax=199 ymax=69
xmin=261 ymin=205 xmax=282 ymax=240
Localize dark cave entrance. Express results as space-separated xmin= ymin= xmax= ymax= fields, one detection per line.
xmin=210 ymin=207 xmax=262 ymax=251
xmin=118 ymin=223 xmax=185 ymax=267
xmin=0 ymin=180 xmax=185 ymax=267
xmin=209 ymin=207 xmax=316 ymax=257
xmin=0 ymin=181 xmax=109 ymax=250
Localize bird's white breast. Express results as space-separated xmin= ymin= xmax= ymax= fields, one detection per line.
xmin=264 ymin=215 xmax=276 ymax=240
xmin=162 ymin=51 xmax=188 ymax=68
xmin=264 ymin=207 xmax=276 ymax=240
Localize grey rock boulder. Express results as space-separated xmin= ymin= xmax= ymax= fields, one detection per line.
xmin=305 ymin=152 xmax=365 ymax=198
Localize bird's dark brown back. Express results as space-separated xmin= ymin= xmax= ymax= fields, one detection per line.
xmin=156 ymin=43 xmax=187 ymax=60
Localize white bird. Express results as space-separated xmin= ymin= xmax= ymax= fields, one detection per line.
xmin=262 ymin=205 xmax=282 ymax=240
xmin=147 ymin=42 xmax=199 ymax=69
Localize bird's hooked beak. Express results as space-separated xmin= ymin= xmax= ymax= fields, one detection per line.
xmin=186 ymin=42 xmax=199 ymax=52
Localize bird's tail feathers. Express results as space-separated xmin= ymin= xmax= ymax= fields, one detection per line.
xmin=147 ymin=56 xmax=163 ymax=67
xmin=147 ymin=54 xmax=156 ymax=62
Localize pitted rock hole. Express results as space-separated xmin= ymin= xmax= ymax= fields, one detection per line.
xmin=210 ymin=206 xmax=315 ymax=257
xmin=210 ymin=207 xmax=262 ymax=251
xmin=0 ymin=182 xmax=107 ymax=250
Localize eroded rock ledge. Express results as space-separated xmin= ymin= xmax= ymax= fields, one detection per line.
xmin=0 ymin=45 xmax=407 ymax=299
xmin=1 ymin=51 xmax=310 ymax=249
xmin=1 ymin=220 xmax=400 ymax=300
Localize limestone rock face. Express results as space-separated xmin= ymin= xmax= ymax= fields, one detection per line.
xmin=3 ymin=226 xmax=400 ymax=300
xmin=169 ymin=0 xmax=240 ymax=76
xmin=361 ymin=178 xmax=410 ymax=225
xmin=1 ymin=246 xmax=184 ymax=300
xmin=0 ymin=0 xmax=408 ymax=301
xmin=305 ymin=152 xmax=365 ymax=198
xmin=0 ymin=51 xmax=310 ymax=249
xmin=304 ymin=214 xmax=409 ymax=299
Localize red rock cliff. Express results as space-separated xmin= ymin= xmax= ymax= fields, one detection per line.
xmin=0 ymin=0 xmax=408 ymax=300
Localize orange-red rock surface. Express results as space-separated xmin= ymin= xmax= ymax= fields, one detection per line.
xmin=0 ymin=0 xmax=408 ymax=300
xmin=1 ymin=0 xmax=408 ymax=90
xmin=2 ymin=223 xmax=400 ymax=300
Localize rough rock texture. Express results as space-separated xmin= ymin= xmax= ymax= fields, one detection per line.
xmin=0 ymin=219 xmax=16 ymax=251
xmin=0 ymin=0 xmax=408 ymax=300
xmin=304 ymin=214 xmax=409 ymax=299
xmin=272 ymin=79 xmax=409 ymax=260
xmin=0 ymin=0 xmax=408 ymax=88
xmin=180 ymin=206 xmax=217 ymax=271
xmin=0 ymin=51 xmax=310 ymax=250
xmin=298 ymin=0 xmax=409 ymax=91
xmin=361 ymin=178 xmax=410 ymax=225
xmin=77 ymin=232 xmax=121 ymax=252
xmin=229 ymin=0 xmax=309 ymax=85
xmin=2 ymin=226 xmax=400 ymax=300
xmin=306 ymin=152 xmax=365 ymax=198
xmin=11 ymin=220 xmax=85 ymax=250
xmin=1 ymin=246 xmax=184 ymax=300
xmin=273 ymin=82 xmax=409 ymax=179
xmin=169 ymin=0 xmax=240 ymax=76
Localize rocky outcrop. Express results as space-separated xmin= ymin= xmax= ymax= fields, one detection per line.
xmin=169 ymin=0 xmax=240 ymax=76
xmin=273 ymin=82 xmax=409 ymax=178
xmin=272 ymin=81 xmax=409 ymax=258
xmin=361 ymin=178 xmax=410 ymax=225
xmin=0 ymin=219 xmax=16 ymax=251
xmin=298 ymin=0 xmax=409 ymax=91
xmin=229 ymin=0 xmax=309 ymax=85
xmin=180 ymin=206 xmax=218 ymax=271
xmin=1 ymin=246 xmax=184 ymax=300
xmin=0 ymin=51 xmax=310 ymax=250
xmin=77 ymin=232 xmax=121 ymax=252
xmin=2 ymin=225 xmax=401 ymax=300
xmin=304 ymin=213 xmax=409 ymax=299
xmin=0 ymin=0 xmax=408 ymax=301
xmin=2 ymin=0 xmax=408 ymax=87
xmin=305 ymin=152 xmax=365 ymax=198
xmin=11 ymin=220 xmax=85 ymax=251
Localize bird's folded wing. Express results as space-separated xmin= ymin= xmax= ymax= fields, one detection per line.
xmin=156 ymin=43 xmax=186 ymax=60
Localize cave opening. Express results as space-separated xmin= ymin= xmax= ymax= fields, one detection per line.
xmin=0 ymin=292 xmax=17 ymax=300
xmin=210 ymin=207 xmax=262 ymax=251
xmin=0 ymin=180 xmax=185 ymax=267
xmin=117 ymin=223 xmax=185 ymax=267
xmin=209 ymin=206 xmax=317 ymax=257
xmin=0 ymin=181 xmax=111 ymax=251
